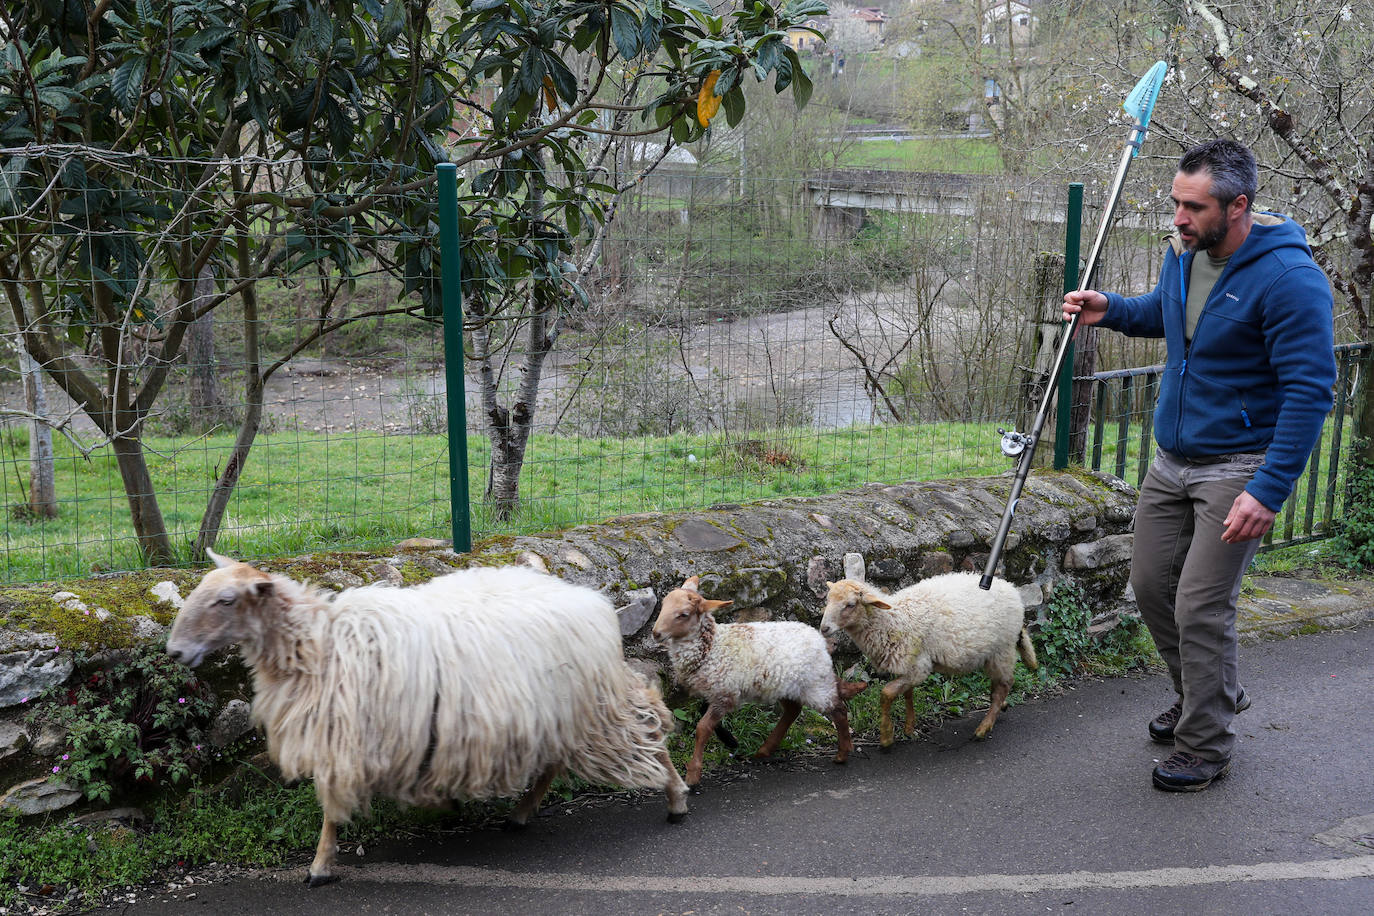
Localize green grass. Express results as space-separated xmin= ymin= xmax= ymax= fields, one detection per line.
xmin=3 ymin=403 xmax=1353 ymax=582
xmin=1 ymin=422 xmax=1011 ymax=582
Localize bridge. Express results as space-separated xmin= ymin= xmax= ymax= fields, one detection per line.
xmin=804 ymin=168 xmax=1160 ymax=239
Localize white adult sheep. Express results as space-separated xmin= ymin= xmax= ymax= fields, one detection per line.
xmin=652 ymin=576 xmax=868 ymax=787
xmin=166 ymin=553 xmax=688 ymax=886
xmin=820 ymin=573 xmax=1038 ymax=748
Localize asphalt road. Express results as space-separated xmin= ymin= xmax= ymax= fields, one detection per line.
xmin=97 ymin=622 xmax=1374 ymax=916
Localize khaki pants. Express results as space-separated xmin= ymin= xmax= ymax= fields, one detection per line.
xmin=1130 ymin=450 xmax=1264 ymax=761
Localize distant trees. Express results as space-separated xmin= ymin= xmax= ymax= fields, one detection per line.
xmin=0 ymin=0 xmax=828 ymax=559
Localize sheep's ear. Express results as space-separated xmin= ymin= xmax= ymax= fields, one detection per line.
xmin=868 ymin=597 xmax=892 ymax=610
xmin=681 ymin=576 xmax=701 ymax=592
xmin=206 ymin=548 xmax=235 ymax=568
xmin=702 ymin=598 xmax=732 ymax=615
xmin=247 ymin=579 xmax=274 ymax=600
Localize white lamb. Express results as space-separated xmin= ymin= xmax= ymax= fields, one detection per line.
xmin=652 ymin=576 xmax=867 ymax=786
xmin=166 ymin=553 xmax=688 ymax=886
xmin=820 ymin=573 xmax=1038 ymax=748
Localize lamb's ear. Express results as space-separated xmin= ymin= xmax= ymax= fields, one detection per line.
xmin=247 ymin=579 xmax=275 ymax=600
xmin=681 ymin=576 xmax=701 ymax=592
xmin=206 ymin=548 xmax=235 ymax=569
xmin=702 ymin=598 xmax=733 ymax=615
xmin=868 ymin=597 xmax=892 ymax=610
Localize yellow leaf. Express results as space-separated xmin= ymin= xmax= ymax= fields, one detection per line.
xmin=542 ymin=76 xmax=557 ymax=113
xmin=697 ymin=70 xmax=722 ymax=127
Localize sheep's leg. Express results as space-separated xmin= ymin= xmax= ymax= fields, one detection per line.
xmin=879 ymin=678 xmax=916 ymax=749
xmin=688 ymin=703 xmax=730 ymax=787
xmin=903 ymin=686 xmax=916 ymax=737
xmin=305 ymin=816 xmax=340 ymax=887
xmin=754 ymin=699 xmax=803 ymax=760
xmin=974 ymin=680 xmax=1012 ymax=739
xmin=506 ymin=764 xmax=563 ymax=828
xmin=828 ymin=703 xmax=854 ymax=764
xmin=657 ymin=747 xmax=690 ymax=823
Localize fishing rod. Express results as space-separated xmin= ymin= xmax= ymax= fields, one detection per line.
xmin=979 ymin=60 xmax=1167 ymax=590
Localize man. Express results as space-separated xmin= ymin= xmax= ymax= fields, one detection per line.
xmin=1063 ymin=139 xmax=1335 ymax=792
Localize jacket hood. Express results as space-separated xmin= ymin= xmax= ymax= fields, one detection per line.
xmin=1166 ymin=212 xmax=1308 ymax=264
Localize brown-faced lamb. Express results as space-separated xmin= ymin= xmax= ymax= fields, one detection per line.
xmin=166 ymin=553 xmax=688 ymax=886
xmin=652 ymin=576 xmax=868 ymax=787
xmin=820 ymin=573 xmax=1038 ymax=748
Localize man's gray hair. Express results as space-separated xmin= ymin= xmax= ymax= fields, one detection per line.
xmin=1178 ymin=139 xmax=1257 ymax=210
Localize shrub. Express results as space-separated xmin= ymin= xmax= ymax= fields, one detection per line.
xmin=27 ymin=642 xmax=217 ymax=804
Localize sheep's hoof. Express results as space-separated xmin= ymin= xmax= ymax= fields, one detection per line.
xmin=305 ymin=872 xmax=339 ymax=888
xmin=832 ymin=755 xmax=848 ymax=766
xmin=688 ymin=783 xmax=704 ymax=796
xmin=879 ymin=742 xmax=894 ymax=754
xmin=501 ymin=818 xmax=530 ymax=832
xmin=667 ymin=810 xmax=689 ymax=824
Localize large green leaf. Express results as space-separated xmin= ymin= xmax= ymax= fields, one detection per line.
xmin=609 ymin=5 xmax=642 ymax=61
xmin=111 ymin=57 xmax=147 ymax=114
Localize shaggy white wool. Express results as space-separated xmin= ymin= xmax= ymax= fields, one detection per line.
xmin=239 ymin=565 xmax=678 ymax=825
xmin=825 ymin=572 xmax=1032 ymax=683
xmin=665 ymin=619 xmax=842 ymax=711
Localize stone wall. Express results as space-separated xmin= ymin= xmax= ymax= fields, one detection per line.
xmin=0 ymin=470 xmax=1138 ymax=814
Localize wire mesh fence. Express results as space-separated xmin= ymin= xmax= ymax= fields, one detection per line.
xmin=0 ymin=149 xmax=1356 ymax=583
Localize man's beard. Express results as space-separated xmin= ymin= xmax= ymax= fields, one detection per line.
xmin=1186 ymin=217 xmax=1230 ymax=253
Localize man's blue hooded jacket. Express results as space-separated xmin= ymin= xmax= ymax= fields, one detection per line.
xmin=1098 ymin=213 xmax=1336 ymax=512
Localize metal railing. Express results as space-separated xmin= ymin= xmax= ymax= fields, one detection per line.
xmin=1082 ymin=342 xmax=1369 ymax=551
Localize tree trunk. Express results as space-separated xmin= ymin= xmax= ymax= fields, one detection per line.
xmin=195 ymin=209 xmax=265 ymax=557
xmin=1016 ymin=251 xmax=1065 ymax=465
xmin=187 ymin=268 xmax=224 ymax=419
xmin=1067 ymin=326 xmax=1099 ymax=464
xmin=19 ymin=345 xmax=58 ymax=519
xmin=111 ymin=432 xmax=175 ymax=564
xmin=1353 ymin=351 xmax=1374 ymax=465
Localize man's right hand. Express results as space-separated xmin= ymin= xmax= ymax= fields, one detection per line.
xmin=1062 ymin=290 xmax=1109 ymax=326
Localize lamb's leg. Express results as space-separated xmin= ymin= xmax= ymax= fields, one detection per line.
xmin=828 ymin=703 xmax=854 ymax=764
xmin=657 ymin=747 xmax=690 ymax=823
xmin=903 ymin=686 xmax=916 ymax=737
xmin=305 ymin=816 xmax=339 ymax=887
xmin=506 ymin=764 xmax=563 ymax=828
xmin=688 ymin=704 xmax=729 ymax=787
xmin=879 ymin=678 xmax=912 ymax=747
xmin=754 ymin=699 xmax=803 ymax=759
xmin=974 ymin=679 xmax=1012 ymax=739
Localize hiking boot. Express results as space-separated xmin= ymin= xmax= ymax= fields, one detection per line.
xmin=1152 ymin=750 xmax=1232 ymax=792
xmin=1147 ymin=687 xmax=1250 ymax=744
xmin=1148 ymin=701 xmax=1182 ymax=744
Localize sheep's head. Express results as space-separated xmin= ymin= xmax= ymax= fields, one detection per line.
xmin=820 ymin=579 xmax=891 ymax=638
xmin=166 ymin=549 xmax=275 ymax=667
xmin=651 ymin=576 xmax=733 ymax=644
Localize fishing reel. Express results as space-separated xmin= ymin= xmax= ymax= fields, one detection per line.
xmin=997 ymin=427 xmax=1034 ymax=458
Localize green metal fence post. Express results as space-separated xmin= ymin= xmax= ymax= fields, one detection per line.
xmin=1054 ymin=182 xmax=1085 ymax=469
xmin=437 ymin=162 xmax=472 ymax=553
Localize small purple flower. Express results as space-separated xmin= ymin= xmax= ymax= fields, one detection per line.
xmin=61 ymin=754 xmax=69 ymax=761
xmin=178 ymin=697 xmax=186 ymax=704
xmin=52 ymin=766 xmax=60 ymax=774
xmin=19 ymin=697 xmax=27 ymax=704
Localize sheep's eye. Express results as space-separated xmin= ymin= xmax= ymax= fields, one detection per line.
xmin=676 ymin=612 xmax=689 ymax=620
